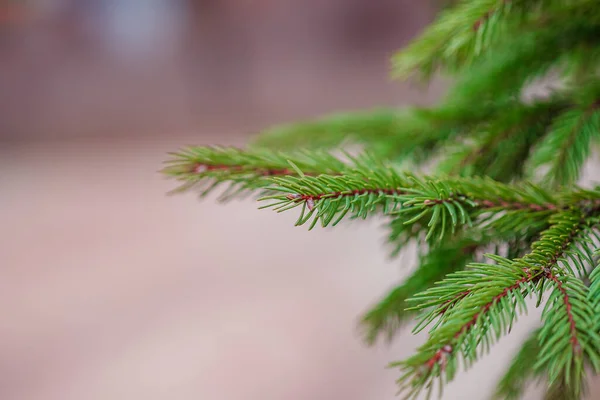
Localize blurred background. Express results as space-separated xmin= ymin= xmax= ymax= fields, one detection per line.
xmin=1 ymin=1 xmax=594 ymax=399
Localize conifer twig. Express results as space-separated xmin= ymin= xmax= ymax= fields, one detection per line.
xmin=163 ymin=1 xmax=600 ymax=397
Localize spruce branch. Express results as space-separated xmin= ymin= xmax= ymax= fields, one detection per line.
xmin=494 ymin=326 xmax=589 ymax=400
xmin=393 ymin=257 xmax=539 ymax=399
xmin=529 ymin=101 xmax=600 ymax=188
xmin=404 ymin=254 xmax=534 ymax=337
xmin=162 ymin=146 xmax=348 ymax=200
xmin=261 ymin=171 xmax=560 ymax=238
xmin=392 ymin=0 xmax=529 ymax=80
xmin=163 ymin=1 xmax=600 ymax=397
xmin=163 ymin=148 xmax=563 ymax=234
xmin=360 ymin=240 xmax=478 ymax=345
xmin=261 ymin=175 xmax=408 ymax=230
xmin=439 ymin=97 xmax=568 ymax=181
xmin=392 ymin=0 xmax=599 ymax=80
xmin=252 ymin=109 xmax=426 ymax=156
xmin=447 ymin=18 xmax=600 ymax=107
xmin=588 ymin=251 xmax=600 ymax=329
xmin=394 ymin=209 xmax=596 ymax=398
xmin=520 ymin=209 xmax=589 ymax=276
xmin=253 ymin=103 xmax=510 ymax=164
xmin=536 ymin=271 xmax=600 ymax=397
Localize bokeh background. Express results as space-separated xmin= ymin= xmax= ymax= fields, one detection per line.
xmin=1 ymin=1 xmax=597 ymax=399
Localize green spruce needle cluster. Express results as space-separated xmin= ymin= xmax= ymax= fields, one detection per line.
xmin=163 ymin=1 xmax=600 ymax=398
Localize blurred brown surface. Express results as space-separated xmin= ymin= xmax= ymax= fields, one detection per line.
xmin=0 ymin=0 xmax=437 ymax=141
xmin=1 ymin=1 xmax=598 ymax=399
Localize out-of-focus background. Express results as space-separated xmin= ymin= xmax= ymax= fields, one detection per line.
xmin=1 ymin=1 xmax=596 ymax=399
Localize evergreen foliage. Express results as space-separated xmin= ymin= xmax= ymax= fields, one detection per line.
xmin=163 ymin=1 xmax=600 ymax=398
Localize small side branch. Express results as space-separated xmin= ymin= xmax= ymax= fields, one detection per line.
xmin=422 ymin=270 xmax=535 ymax=371
xmin=544 ymin=271 xmax=581 ymax=353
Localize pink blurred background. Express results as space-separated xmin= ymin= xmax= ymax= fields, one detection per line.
xmin=1 ymin=1 xmax=597 ymax=399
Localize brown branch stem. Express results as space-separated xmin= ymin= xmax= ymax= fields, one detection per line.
xmin=423 ymin=197 xmax=557 ymax=211
xmin=544 ymin=271 xmax=582 ymax=354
